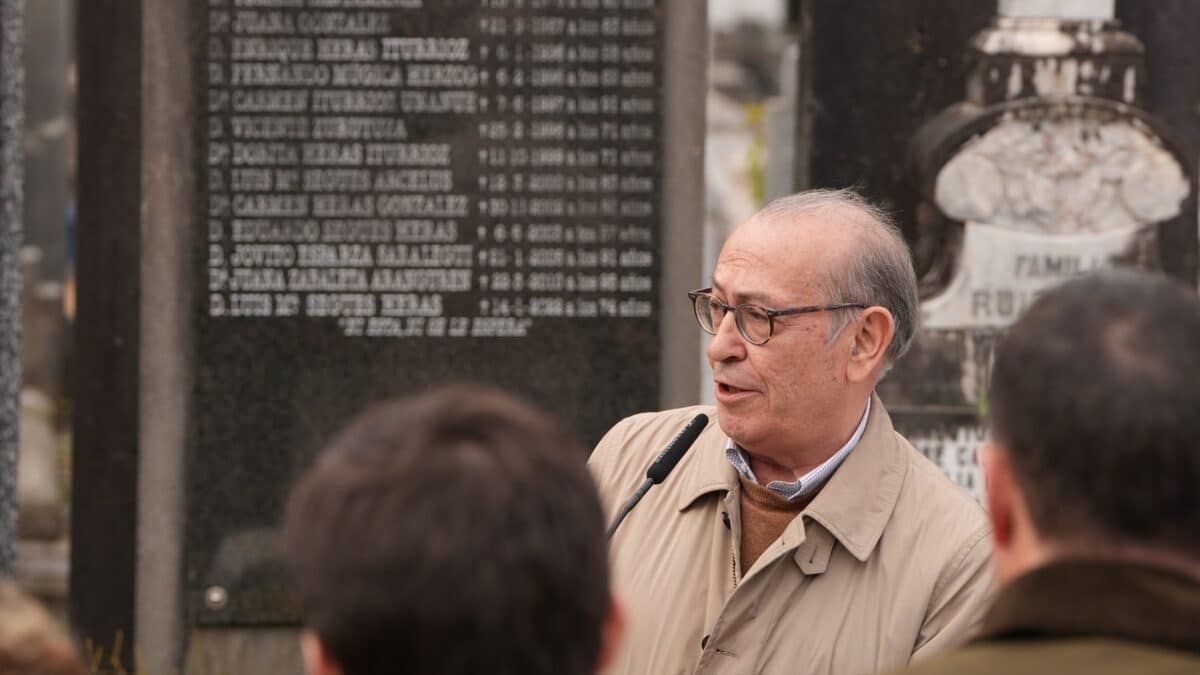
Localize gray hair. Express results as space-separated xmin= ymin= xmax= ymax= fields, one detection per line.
xmin=756 ymin=188 xmax=919 ymax=363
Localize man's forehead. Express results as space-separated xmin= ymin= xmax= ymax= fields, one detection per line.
xmin=746 ymin=204 xmax=864 ymax=238
xmin=718 ymin=213 xmax=834 ymax=260
xmin=713 ymin=209 xmax=861 ymax=299
xmin=711 ymin=275 xmax=775 ymax=305
xmin=713 ymin=239 xmax=817 ymax=304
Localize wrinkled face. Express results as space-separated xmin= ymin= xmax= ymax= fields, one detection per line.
xmin=707 ymin=217 xmax=851 ymax=458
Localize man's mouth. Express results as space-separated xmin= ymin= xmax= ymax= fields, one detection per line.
xmin=717 ymin=382 xmax=753 ymax=395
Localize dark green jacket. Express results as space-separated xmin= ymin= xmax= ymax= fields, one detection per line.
xmin=896 ymin=560 xmax=1200 ymax=675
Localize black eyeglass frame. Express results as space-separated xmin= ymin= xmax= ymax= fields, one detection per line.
xmin=687 ymin=287 xmax=866 ymax=345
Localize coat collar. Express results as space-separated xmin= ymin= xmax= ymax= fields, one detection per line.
xmin=674 ymin=415 xmax=739 ymax=512
xmin=676 ymin=393 xmax=906 ymax=563
xmin=979 ymin=559 xmax=1200 ymax=655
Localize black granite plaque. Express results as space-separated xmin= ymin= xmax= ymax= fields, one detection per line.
xmin=190 ymin=0 xmax=664 ymax=623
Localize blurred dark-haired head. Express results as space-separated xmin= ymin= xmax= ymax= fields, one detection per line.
xmin=282 ymin=384 xmax=617 ymax=675
xmin=986 ymin=270 xmax=1200 ymax=577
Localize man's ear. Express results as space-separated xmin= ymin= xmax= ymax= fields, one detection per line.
xmin=594 ymin=593 xmax=627 ymax=673
xmin=845 ymin=306 xmax=895 ymax=384
xmin=980 ymin=443 xmax=1015 ymax=549
xmin=300 ymin=630 xmax=343 ymax=675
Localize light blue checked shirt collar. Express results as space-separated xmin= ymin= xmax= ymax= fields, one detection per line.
xmin=725 ymin=397 xmax=871 ymax=501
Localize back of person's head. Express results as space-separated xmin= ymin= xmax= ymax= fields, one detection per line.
xmin=0 ymin=580 xmax=85 ymax=675
xmin=282 ymin=384 xmax=618 ymax=675
xmin=988 ymin=270 xmax=1200 ymax=566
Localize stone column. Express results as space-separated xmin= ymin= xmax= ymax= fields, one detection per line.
xmin=71 ymin=0 xmax=140 ymax=668
xmin=0 ymin=0 xmax=23 ymax=576
xmin=660 ymin=0 xmax=707 ymax=407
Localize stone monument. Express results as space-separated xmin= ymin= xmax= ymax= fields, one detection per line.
xmin=72 ymin=1 xmax=706 ymax=673
xmin=798 ymin=0 xmax=1198 ymax=497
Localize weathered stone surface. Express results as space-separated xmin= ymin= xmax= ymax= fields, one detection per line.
xmin=0 ymin=0 xmax=24 ymax=576
xmin=934 ymin=117 xmax=1186 ymax=233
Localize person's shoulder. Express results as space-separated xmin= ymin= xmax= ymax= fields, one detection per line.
xmin=894 ymin=638 xmax=1200 ymax=675
xmin=889 ymin=642 xmax=1018 ymax=675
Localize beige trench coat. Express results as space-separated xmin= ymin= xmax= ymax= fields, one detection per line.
xmin=590 ymin=396 xmax=993 ymax=675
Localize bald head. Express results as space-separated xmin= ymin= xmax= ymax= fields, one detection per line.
xmin=746 ymin=189 xmax=919 ymax=363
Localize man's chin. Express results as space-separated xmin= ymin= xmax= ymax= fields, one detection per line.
xmin=714 ymin=409 xmax=758 ymax=448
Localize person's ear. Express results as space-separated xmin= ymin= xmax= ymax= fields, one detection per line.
xmin=845 ymin=306 xmax=895 ymax=383
xmin=980 ymin=443 xmax=1015 ymax=550
xmin=594 ymin=593 xmax=627 ymax=673
xmin=300 ymin=630 xmax=343 ymax=675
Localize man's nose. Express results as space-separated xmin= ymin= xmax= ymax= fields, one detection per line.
xmin=706 ymin=310 xmax=747 ymax=363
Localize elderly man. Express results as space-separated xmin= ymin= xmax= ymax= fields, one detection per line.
xmin=590 ymin=189 xmax=992 ymax=675
xmin=894 ymin=271 xmax=1200 ymax=675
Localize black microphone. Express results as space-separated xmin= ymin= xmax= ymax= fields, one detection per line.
xmin=606 ymin=413 xmax=708 ymax=538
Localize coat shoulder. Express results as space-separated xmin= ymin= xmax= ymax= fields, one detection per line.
xmin=882 ymin=431 xmax=994 ymax=613
xmin=894 ymin=432 xmax=989 ymax=535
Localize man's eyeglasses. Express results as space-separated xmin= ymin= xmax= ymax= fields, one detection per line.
xmin=687 ymin=288 xmax=865 ymax=345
